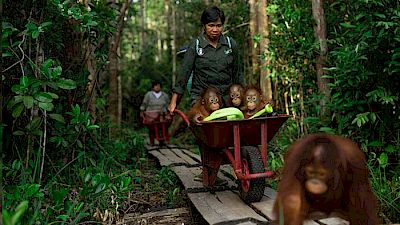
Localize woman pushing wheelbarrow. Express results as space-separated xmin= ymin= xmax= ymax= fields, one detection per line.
xmin=168 ymin=6 xmax=289 ymax=203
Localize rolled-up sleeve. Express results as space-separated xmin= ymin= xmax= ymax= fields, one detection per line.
xmin=140 ymin=93 xmax=149 ymax=111
xmin=172 ymin=40 xmax=196 ymax=95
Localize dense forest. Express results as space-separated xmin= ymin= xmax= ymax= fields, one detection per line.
xmin=1 ymin=0 xmax=399 ymax=224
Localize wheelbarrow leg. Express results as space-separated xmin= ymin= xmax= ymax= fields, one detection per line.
xmin=200 ymin=145 xmax=224 ymax=187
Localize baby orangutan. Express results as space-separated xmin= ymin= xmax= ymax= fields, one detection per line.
xmin=241 ymin=86 xmax=266 ymax=119
xmin=227 ymin=84 xmax=244 ymax=108
xmin=187 ymin=87 xmax=222 ymax=124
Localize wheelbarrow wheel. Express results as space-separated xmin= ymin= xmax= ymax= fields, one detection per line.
xmin=239 ymin=146 xmax=266 ymax=203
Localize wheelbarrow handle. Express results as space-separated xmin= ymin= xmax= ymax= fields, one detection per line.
xmin=173 ymin=109 xmax=190 ymax=127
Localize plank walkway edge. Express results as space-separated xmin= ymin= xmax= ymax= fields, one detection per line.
xmin=145 ymin=144 xmax=350 ymax=225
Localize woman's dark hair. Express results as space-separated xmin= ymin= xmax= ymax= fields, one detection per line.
xmin=152 ymin=81 xmax=161 ymax=88
xmin=201 ymin=6 xmax=225 ymax=25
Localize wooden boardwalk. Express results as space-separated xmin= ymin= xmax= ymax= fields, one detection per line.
xmin=144 ymin=144 xmax=349 ymax=225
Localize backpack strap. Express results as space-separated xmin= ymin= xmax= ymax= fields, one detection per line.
xmin=196 ymin=36 xmax=231 ymax=55
xmin=196 ymin=38 xmax=200 ymax=55
xmin=227 ymin=36 xmax=231 ymax=49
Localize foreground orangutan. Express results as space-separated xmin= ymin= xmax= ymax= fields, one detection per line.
xmin=187 ymin=87 xmax=222 ymax=124
xmin=241 ymin=86 xmax=266 ymax=118
xmin=227 ymin=84 xmax=244 ymax=108
xmin=273 ymin=133 xmax=379 ymax=225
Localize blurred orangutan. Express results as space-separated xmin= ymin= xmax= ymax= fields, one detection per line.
xmin=273 ymin=133 xmax=379 ymax=225
xmin=227 ymin=84 xmax=244 ymax=108
xmin=187 ymin=87 xmax=222 ymax=124
xmin=241 ymin=86 xmax=265 ymax=118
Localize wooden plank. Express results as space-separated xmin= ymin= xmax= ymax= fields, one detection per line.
xmin=145 ymin=144 xmax=160 ymax=151
xmin=188 ymin=191 xmax=268 ymax=225
xmin=180 ymin=148 xmax=202 ymax=161
xmin=263 ymin=187 xmax=277 ymax=199
xmin=236 ymin=222 xmax=261 ymax=225
xmin=148 ymin=150 xmax=171 ymax=167
xmin=125 ymin=207 xmax=189 ymax=219
xmin=250 ymin=195 xmax=275 ymax=221
xmin=170 ymin=148 xmax=200 ymax=166
xmin=172 ymin=166 xmax=204 ymax=190
xmin=219 ymin=165 xmax=237 ymax=181
xmin=172 ymin=166 xmax=237 ymax=191
xmin=120 ymin=207 xmax=189 ymax=224
xmin=166 ymin=144 xmax=178 ymax=148
xmin=318 ymin=217 xmax=349 ymax=225
xmin=159 ymin=148 xmax=187 ymax=165
xmin=303 ymin=221 xmax=320 ymax=225
xmin=259 ymin=188 xmax=349 ymax=225
xmin=251 ymin=188 xmax=319 ymax=225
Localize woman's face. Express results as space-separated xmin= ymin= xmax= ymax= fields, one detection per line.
xmin=152 ymin=84 xmax=161 ymax=93
xmin=204 ymin=18 xmax=223 ymax=42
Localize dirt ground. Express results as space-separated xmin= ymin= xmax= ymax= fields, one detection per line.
xmin=115 ymin=157 xmax=207 ymax=225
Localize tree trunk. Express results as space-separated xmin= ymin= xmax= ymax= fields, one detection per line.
xmin=248 ymin=0 xmax=259 ymax=85
xmin=258 ymin=0 xmax=272 ymax=101
xmin=108 ymin=0 xmax=131 ymax=129
xmin=171 ymin=2 xmax=177 ymax=86
xmin=118 ymin=75 xmax=122 ymax=125
xmin=86 ymin=44 xmax=97 ymax=122
xmin=165 ymin=0 xmax=172 ymax=62
xmin=139 ymin=0 xmax=146 ymax=60
xmin=299 ymin=74 xmax=306 ymax=135
xmin=312 ymin=0 xmax=330 ymax=117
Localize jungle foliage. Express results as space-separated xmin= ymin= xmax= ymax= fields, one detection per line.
xmin=1 ymin=0 xmax=399 ymax=223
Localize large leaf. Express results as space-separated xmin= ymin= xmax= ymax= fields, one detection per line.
xmin=39 ymin=102 xmax=54 ymax=111
xmin=25 ymin=184 xmax=40 ymax=198
xmin=20 ymin=76 xmax=29 ymax=86
xmin=26 ymin=117 xmax=42 ymax=131
xmin=34 ymin=92 xmax=53 ymax=103
xmin=47 ymin=92 xmax=59 ymax=99
xmin=40 ymin=21 xmax=53 ymax=28
xmin=49 ymin=113 xmax=65 ymax=123
xmin=378 ymin=153 xmax=388 ymax=168
xmin=57 ymin=78 xmax=76 ymax=90
xmin=49 ymin=66 xmax=62 ymax=79
xmin=12 ymin=102 xmax=24 ymax=118
xmin=11 ymin=201 xmax=29 ymax=225
xmin=13 ymin=131 xmax=25 ymax=136
xmin=41 ymin=59 xmax=54 ymax=72
xmin=339 ymin=23 xmax=356 ymax=28
xmin=11 ymin=84 xmax=27 ymax=94
xmin=25 ymin=21 xmax=37 ymax=31
xmin=32 ymin=30 xmax=40 ymax=39
xmin=7 ymin=96 xmax=21 ymax=110
xmin=22 ymin=96 xmax=34 ymax=108
xmin=368 ymin=140 xmax=384 ymax=147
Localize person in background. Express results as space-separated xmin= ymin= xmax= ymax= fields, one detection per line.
xmin=140 ymin=81 xmax=170 ymax=145
xmin=140 ymin=81 xmax=170 ymax=118
xmin=167 ymin=6 xmax=244 ymax=185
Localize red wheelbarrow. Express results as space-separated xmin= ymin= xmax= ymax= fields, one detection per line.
xmin=142 ymin=110 xmax=172 ymax=146
xmin=174 ymin=109 xmax=289 ymax=203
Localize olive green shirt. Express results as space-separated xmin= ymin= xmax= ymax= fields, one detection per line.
xmin=172 ymin=33 xmax=244 ymax=103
